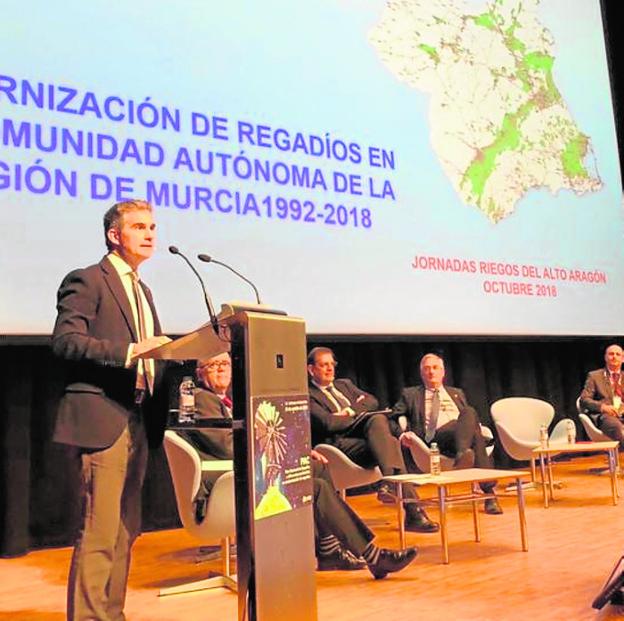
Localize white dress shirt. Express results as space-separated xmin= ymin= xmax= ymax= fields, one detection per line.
xmin=107 ymin=253 xmax=155 ymax=391
xmin=424 ymin=386 xmax=460 ymax=430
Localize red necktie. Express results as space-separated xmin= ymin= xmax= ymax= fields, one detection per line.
xmin=221 ymin=395 xmax=233 ymax=417
xmin=612 ymin=373 xmax=621 ymax=397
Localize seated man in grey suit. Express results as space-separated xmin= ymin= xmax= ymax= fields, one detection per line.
xmin=579 ymin=343 xmax=624 ymax=448
xmin=178 ymin=352 xmax=418 ymax=579
xmin=307 ymin=346 xmax=439 ymax=533
xmin=391 ymin=352 xmax=502 ymax=515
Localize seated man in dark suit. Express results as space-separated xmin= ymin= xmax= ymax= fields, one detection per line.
xmin=178 ymin=352 xmax=418 ymax=579
xmin=579 ymin=344 xmax=624 ymax=448
xmin=391 ymin=352 xmax=503 ymax=515
xmin=307 ymin=346 xmax=439 ymax=533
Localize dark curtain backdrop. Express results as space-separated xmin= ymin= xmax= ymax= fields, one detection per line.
xmin=0 ymin=336 xmax=615 ymax=558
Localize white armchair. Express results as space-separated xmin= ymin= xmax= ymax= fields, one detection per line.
xmin=576 ymin=397 xmax=611 ymax=442
xmin=313 ymin=443 xmax=383 ymax=499
xmin=160 ymin=430 xmax=236 ymax=596
xmin=576 ymin=397 xmax=620 ymax=474
xmin=490 ymin=397 xmax=556 ymax=481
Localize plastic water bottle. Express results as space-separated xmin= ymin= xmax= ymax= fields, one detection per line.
xmin=430 ymin=442 xmax=441 ymax=476
xmin=178 ymin=376 xmax=196 ymax=423
xmin=566 ymin=419 xmax=576 ymax=444
xmin=539 ymin=423 xmax=549 ymax=449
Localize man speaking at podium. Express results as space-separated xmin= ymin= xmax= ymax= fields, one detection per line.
xmin=52 ymin=199 xmax=171 ymax=621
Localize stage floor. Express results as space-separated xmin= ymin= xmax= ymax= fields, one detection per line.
xmin=1 ymin=454 xmax=623 ymax=621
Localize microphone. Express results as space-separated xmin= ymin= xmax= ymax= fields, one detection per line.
xmin=197 ymin=254 xmax=262 ymax=305
xmin=168 ymin=246 xmax=219 ymax=334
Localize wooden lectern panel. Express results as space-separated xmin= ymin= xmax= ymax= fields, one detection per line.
xmin=229 ymin=311 xmax=317 ymax=621
xmin=138 ymin=322 xmax=229 ymax=361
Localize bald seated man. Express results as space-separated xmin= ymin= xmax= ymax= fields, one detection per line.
xmin=580 ymin=344 xmax=624 ymax=449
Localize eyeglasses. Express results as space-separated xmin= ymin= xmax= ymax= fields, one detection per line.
xmin=200 ymin=361 xmax=231 ymax=371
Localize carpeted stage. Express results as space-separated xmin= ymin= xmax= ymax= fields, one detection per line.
xmin=1 ymin=453 xmax=623 ymax=621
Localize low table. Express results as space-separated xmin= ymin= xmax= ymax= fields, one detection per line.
xmin=384 ymin=468 xmax=530 ymax=564
xmin=532 ymin=441 xmax=619 ymax=508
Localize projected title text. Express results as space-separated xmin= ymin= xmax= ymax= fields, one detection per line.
xmin=0 ymin=75 xmax=398 ymax=230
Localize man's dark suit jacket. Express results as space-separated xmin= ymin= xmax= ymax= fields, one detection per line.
xmin=580 ymin=368 xmax=624 ymax=424
xmin=52 ymin=256 xmax=166 ymax=450
xmin=308 ymin=378 xmax=379 ymax=446
xmin=177 ymin=388 xmax=233 ymax=461
xmin=391 ymin=385 xmax=469 ymax=439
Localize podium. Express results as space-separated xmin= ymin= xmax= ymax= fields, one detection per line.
xmin=145 ymin=304 xmax=318 ymax=621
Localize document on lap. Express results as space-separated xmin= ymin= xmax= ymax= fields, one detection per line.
xmin=346 ymin=409 xmax=392 ymax=431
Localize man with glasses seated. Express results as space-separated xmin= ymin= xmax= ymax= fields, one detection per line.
xmin=307 ymin=346 xmax=439 ymax=533
xmin=177 ymin=352 xmax=419 ymax=578
xmin=176 ymin=352 xmax=234 ymax=481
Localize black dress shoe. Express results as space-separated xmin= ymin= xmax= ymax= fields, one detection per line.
xmin=317 ymin=548 xmax=367 ymax=571
xmin=453 ymin=448 xmax=475 ymax=469
xmin=368 ymin=547 xmax=418 ymax=579
xmin=484 ymin=497 xmax=503 ymax=515
xmin=404 ymin=510 xmax=440 ymax=533
xmin=376 ymin=483 xmax=395 ymax=504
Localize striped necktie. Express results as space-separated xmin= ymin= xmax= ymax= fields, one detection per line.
xmin=425 ymin=389 xmax=440 ymax=443
xmin=327 ymin=384 xmax=351 ymax=411
xmin=130 ymin=272 xmax=151 ymax=394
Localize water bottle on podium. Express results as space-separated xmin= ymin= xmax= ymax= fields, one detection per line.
xmin=178 ymin=375 xmax=196 ymax=423
xmin=539 ymin=423 xmax=549 ymax=449
xmin=430 ymin=442 xmax=441 ymax=476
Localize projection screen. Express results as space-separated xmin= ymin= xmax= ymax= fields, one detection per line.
xmin=0 ymin=0 xmax=621 ymax=336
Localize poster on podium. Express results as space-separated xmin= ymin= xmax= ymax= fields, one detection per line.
xmin=251 ymin=394 xmax=313 ymax=521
